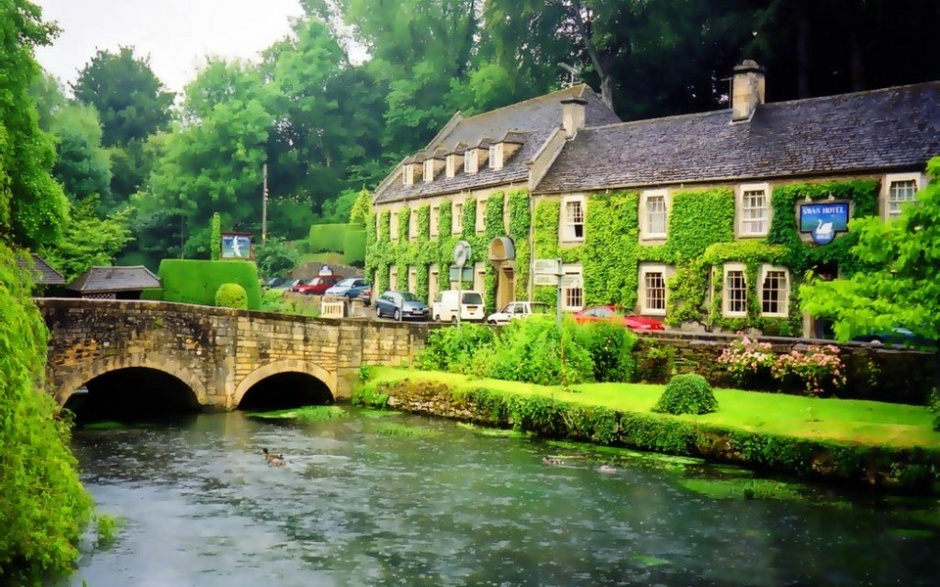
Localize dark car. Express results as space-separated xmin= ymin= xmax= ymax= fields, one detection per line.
xmin=572 ymin=305 xmax=665 ymax=332
xmin=324 ymin=277 xmax=370 ymax=299
xmin=853 ymin=327 xmax=934 ymax=348
xmin=291 ymin=275 xmax=344 ymax=295
xmin=374 ymin=290 xmax=429 ymax=321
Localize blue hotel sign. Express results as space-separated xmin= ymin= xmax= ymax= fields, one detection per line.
xmin=799 ymin=202 xmax=850 ymax=245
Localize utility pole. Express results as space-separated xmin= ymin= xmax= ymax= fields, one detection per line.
xmin=262 ymin=163 xmax=269 ymax=244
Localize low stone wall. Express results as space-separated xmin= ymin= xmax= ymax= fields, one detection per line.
xmin=633 ymin=331 xmax=936 ymax=405
xmin=361 ymin=379 xmax=940 ymax=494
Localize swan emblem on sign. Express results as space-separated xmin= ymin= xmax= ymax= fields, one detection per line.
xmin=813 ymin=219 xmax=834 ymax=243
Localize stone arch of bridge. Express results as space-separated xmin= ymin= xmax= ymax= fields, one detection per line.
xmin=233 ymin=359 xmax=336 ymax=406
xmin=53 ymin=353 xmax=208 ymax=407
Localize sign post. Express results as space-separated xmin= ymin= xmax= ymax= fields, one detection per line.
xmin=453 ymin=241 xmax=472 ymax=329
xmin=534 ymin=258 xmax=563 ymax=327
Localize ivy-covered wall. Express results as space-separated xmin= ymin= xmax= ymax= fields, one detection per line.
xmin=365 ymin=190 xmax=531 ymax=314
xmin=367 ymin=179 xmax=880 ymax=332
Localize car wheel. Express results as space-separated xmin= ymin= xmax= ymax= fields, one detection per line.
xmin=394 ymin=309 xmax=402 ymax=321
xmin=375 ymin=307 xmax=383 ymax=319
xmin=432 ymin=313 xmax=439 ymax=322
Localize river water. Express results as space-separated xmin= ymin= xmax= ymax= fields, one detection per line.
xmin=62 ymin=410 xmax=938 ymax=587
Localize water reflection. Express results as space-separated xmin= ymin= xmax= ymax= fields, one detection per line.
xmin=64 ymin=411 xmax=939 ymax=587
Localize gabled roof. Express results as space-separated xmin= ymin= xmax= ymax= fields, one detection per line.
xmin=66 ymin=266 xmax=161 ymax=293
xmin=16 ymin=253 xmax=66 ymax=285
xmin=536 ymin=81 xmax=940 ymax=193
xmin=373 ymin=84 xmax=620 ymax=204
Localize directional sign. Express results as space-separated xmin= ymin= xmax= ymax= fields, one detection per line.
xmin=561 ymin=274 xmax=583 ymax=288
xmin=533 ymin=258 xmax=561 ymax=275
xmin=533 ymin=273 xmax=560 ymax=287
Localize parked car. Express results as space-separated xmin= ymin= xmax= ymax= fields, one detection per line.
xmin=263 ymin=276 xmax=293 ymax=289
xmin=573 ymin=305 xmax=665 ymax=332
xmin=271 ymin=278 xmax=301 ymax=291
xmin=374 ymin=290 xmax=430 ymax=321
xmin=324 ymin=277 xmax=370 ymax=299
xmin=486 ymin=301 xmax=551 ymax=325
xmin=358 ymin=287 xmax=372 ymax=306
xmin=432 ymin=290 xmax=485 ymax=322
xmin=291 ymin=275 xmax=344 ymax=295
xmin=853 ymin=327 xmax=934 ymax=348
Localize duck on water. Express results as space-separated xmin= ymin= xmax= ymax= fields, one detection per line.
xmin=262 ymin=448 xmax=286 ymax=467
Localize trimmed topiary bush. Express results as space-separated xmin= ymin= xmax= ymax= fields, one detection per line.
xmin=653 ymin=373 xmax=718 ymax=415
xmin=157 ymin=259 xmax=262 ymax=310
xmin=215 ymin=283 xmax=248 ymax=310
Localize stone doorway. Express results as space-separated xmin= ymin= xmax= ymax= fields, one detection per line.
xmin=488 ymin=236 xmax=517 ymax=309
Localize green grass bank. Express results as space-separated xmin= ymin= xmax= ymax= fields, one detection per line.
xmin=354 ymin=367 xmax=940 ymax=494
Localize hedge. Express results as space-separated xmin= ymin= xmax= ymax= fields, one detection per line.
xmin=308 ymin=223 xmax=350 ymax=254
xmin=343 ymin=228 xmax=366 ymax=265
xmin=156 ymin=259 xmax=262 ymax=310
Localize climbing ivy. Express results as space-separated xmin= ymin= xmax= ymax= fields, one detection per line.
xmin=365 ymin=178 xmax=878 ymax=333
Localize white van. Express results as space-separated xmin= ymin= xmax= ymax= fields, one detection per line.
xmin=432 ymin=290 xmax=485 ymax=323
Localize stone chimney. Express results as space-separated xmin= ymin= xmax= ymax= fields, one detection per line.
xmin=561 ymin=97 xmax=587 ymax=138
xmin=731 ymin=60 xmax=766 ymax=122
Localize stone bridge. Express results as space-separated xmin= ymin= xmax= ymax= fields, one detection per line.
xmin=38 ymin=299 xmax=427 ymax=412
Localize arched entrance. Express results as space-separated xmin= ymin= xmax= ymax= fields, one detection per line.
xmin=488 ymin=236 xmax=516 ymax=309
xmin=62 ymin=367 xmax=202 ymax=425
xmin=234 ymin=360 xmax=335 ymax=411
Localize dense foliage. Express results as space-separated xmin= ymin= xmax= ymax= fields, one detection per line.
xmin=653 ymin=374 xmax=718 ymax=416
xmin=214 ymin=283 xmax=248 ymax=310
xmin=156 ymin=259 xmax=263 ymax=310
xmin=0 ymin=248 xmax=93 ymax=582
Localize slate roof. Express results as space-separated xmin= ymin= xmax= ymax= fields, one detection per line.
xmin=373 ymin=84 xmax=620 ymax=204
xmin=66 ymin=266 xmax=161 ymax=293
xmin=537 ymin=82 xmax=940 ymax=193
xmin=16 ymin=254 xmax=66 ymax=285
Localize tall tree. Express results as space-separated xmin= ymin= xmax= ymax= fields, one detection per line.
xmin=48 ymin=104 xmax=113 ymax=205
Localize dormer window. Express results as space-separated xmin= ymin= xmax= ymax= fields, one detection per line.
xmin=464 ymin=149 xmax=478 ymax=174
xmin=489 ymin=144 xmax=503 ymax=170
xmin=424 ymin=159 xmax=434 ymax=183
xmin=446 ymin=143 xmax=466 ymax=179
xmin=403 ymin=165 xmax=414 ymax=186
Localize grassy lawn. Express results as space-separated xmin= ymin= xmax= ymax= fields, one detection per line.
xmin=369 ymin=367 xmax=940 ymax=450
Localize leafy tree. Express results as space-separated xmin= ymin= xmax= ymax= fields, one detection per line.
xmin=801 ymin=157 xmax=940 ymax=350
xmin=0 ymin=1 xmax=93 ymax=580
xmin=210 ymin=212 xmax=221 ymax=260
xmin=348 ymin=188 xmax=372 ymax=226
xmin=40 ymin=195 xmax=134 ymax=281
xmin=0 ymin=0 xmax=69 ymax=249
xmin=254 ymin=236 xmax=298 ymax=277
xmin=72 ymin=46 xmax=174 ymax=147
xmin=49 ymin=104 xmax=113 ymax=206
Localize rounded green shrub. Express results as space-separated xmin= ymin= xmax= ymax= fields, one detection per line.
xmin=653 ymin=373 xmax=718 ymax=415
xmin=214 ymin=283 xmax=248 ymax=310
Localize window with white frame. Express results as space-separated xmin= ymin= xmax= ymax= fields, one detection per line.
xmin=390 ymin=211 xmax=399 ymax=241
xmin=723 ymin=263 xmax=747 ymax=317
xmin=641 ymin=190 xmax=668 ymax=239
xmin=388 ymin=267 xmax=398 ymax=291
xmin=489 ymin=145 xmax=500 ymax=170
xmin=403 ymin=165 xmax=414 ymax=186
xmin=884 ymin=173 xmax=922 ymax=220
xmin=424 ymin=160 xmax=434 ymax=183
xmin=464 ymin=150 xmax=477 ymax=174
xmin=738 ymin=183 xmax=770 ymax=237
xmin=430 ymin=206 xmax=440 ymax=237
xmin=759 ymin=265 xmax=789 ymax=317
xmin=561 ymin=196 xmax=585 ymax=242
xmin=453 ymin=202 xmax=463 ymax=233
xmin=561 ymin=264 xmax=583 ymax=311
xmin=476 ymin=199 xmax=486 ymax=232
xmin=639 ymin=264 xmax=669 ymax=315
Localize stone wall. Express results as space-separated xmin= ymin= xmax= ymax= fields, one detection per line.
xmin=634 ymin=331 xmax=937 ymax=405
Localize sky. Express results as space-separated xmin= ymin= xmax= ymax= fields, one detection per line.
xmin=33 ymin=0 xmax=305 ymax=95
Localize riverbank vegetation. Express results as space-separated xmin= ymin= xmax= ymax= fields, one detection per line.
xmin=354 ymin=366 xmax=940 ymax=492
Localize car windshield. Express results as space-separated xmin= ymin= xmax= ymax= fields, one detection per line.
xmin=336 ymin=278 xmax=357 ymax=287
xmin=530 ymin=303 xmax=550 ymax=314
xmin=462 ymin=293 xmax=483 ymax=304
xmin=401 ymin=292 xmax=420 ymax=302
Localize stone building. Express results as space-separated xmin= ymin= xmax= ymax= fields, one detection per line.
xmin=368 ymin=61 xmax=940 ymax=336
xmin=66 ymin=266 xmax=162 ymax=300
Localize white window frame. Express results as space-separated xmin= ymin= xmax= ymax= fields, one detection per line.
xmin=560 ymin=195 xmax=586 ymax=243
xmin=446 ymin=155 xmax=457 ymax=178
xmin=430 ymin=205 xmax=440 ymax=237
xmin=640 ymin=189 xmax=669 ymax=240
xmin=464 ymin=150 xmax=477 ymax=174
xmin=758 ymin=265 xmax=789 ymax=318
xmin=476 ymin=199 xmax=486 ymax=233
xmin=403 ymin=165 xmax=414 ymax=186
xmin=390 ymin=211 xmax=399 ymax=241
xmin=423 ymin=160 xmax=434 ymax=183
xmin=722 ymin=262 xmax=748 ymax=318
xmin=489 ymin=144 xmax=502 ymax=170
xmin=453 ymin=202 xmax=463 ymax=234
xmin=882 ymin=173 xmax=923 ymax=221
xmin=639 ymin=263 xmax=669 ymax=316
xmin=737 ymin=183 xmax=771 ymax=237
xmin=561 ymin=264 xmax=584 ymax=311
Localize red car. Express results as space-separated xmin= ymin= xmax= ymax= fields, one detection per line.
xmin=573 ymin=305 xmax=665 ymax=332
xmin=290 ymin=275 xmax=344 ymax=295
